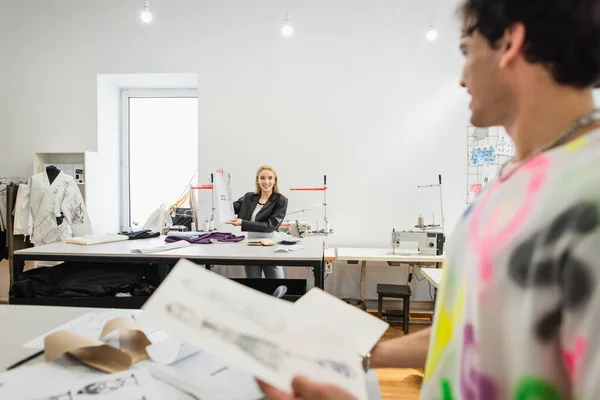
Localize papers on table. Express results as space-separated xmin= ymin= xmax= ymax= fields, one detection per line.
xmin=23 ymin=310 xmax=146 ymax=350
xmin=273 ymin=244 xmax=304 ymax=252
xmin=146 ymin=336 xmax=200 ymax=365
xmin=66 ymin=234 xmax=129 ymax=245
xmin=142 ymin=259 xmax=389 ymax=400
xmin=149 ymin=351 xmax=263 ymax=400
xmin=0 ymin=366 xmax=162 ymax=400
xmin=13 ymin=258 xmax=389 ymax=400
xmin=214 ymin=171 xmax=236 ymax=223
xmin=130 ymin=240 xmax=191 ymax=254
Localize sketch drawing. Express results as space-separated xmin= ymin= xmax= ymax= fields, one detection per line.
xmin=33 ymin=393 xmax=73 ymax=400
xmin=166 ymin=302 xmax=356 ymax=379
xmin=496 ymin=128 xmax=516 ymax=156
xmin=76 ymin=373 xmax=139 ymax=396
xmin=470 ymin=145 xmax=497 ymax=165
xmin=214 ymin=172 xmax=236 ymax=222
xmin=180 ymin=277 xmax=287 ymax=333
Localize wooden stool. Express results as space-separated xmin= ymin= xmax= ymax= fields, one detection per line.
xmin=377 ymin=284 xmax=411 ymax=334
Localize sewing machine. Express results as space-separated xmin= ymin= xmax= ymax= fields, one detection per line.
xmin=391 ymin=230 xmax=445 ymax=256
xmin=279 ymin=220 xmax=312 ymax=238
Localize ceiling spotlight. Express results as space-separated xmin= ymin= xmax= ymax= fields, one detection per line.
xmin=426 ymin=26 xmax=439 ymax=41
xmin=282 ymin=19 xmax=294 ymax=37
xmin=140 ymin=1 xmax=153 ymax=24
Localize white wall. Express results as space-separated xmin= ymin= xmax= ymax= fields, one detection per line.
xmin=0 ymin=0 xmax=470 ymax=299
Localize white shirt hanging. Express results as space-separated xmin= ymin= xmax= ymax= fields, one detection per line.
xmin=13 ymin=184 xmax=32 ymax=236
xmin=25 ymin=171 xmax=93 ymax=246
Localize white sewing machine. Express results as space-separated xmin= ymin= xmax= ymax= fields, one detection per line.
xmin=391 ymin=230 xmax=445 ymax=256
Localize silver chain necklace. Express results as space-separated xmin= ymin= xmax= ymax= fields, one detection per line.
xmin=498 ymin=109 xmax=600 ymax=182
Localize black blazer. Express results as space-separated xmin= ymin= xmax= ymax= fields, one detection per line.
xmin=233 ymin=192 xmax=288 ymax=233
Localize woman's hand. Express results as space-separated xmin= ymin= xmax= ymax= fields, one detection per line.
xmin=258 ymin=377 xmax=358 ymax=400
xmin=226 ymin=218 xmax=242 ymax=227
xmin=216 ymin=168 xmax=231 ymax=181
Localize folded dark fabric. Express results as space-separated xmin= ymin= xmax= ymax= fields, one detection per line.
xmin=121 ymin=230 xmax=161 ymax=240
xmin=10 ymin=262 xmax=157 ymax=298
xmin=164 ymin=232 xmax=245 ymax=244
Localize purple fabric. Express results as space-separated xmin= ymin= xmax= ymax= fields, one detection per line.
xmin=164 ymin=232 xmax=245 ymax=244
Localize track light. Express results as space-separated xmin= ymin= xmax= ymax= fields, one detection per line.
xmin=426 ymin=26 xmax=439 ymax=41
xmin=140 ymin=1 xmax=153 ymax=24
xmin=282 ymin=19 xmax=294 ymax=37
xmin=426 ymin=0 xmax=438 ymax=41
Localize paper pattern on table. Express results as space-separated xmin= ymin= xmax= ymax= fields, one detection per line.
xmin=44 ymin=315 xmax=151 ymax=373
xmin=23 ymin=310 xmax=142 ymax=350
xmin=214 ymin=172 xmax=236 ymax=223
xmin=142 ymin=259 xmax=368 ymax=400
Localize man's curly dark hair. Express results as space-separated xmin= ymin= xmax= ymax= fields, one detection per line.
xmin=458 ymin=0 xmax=600 ymax=88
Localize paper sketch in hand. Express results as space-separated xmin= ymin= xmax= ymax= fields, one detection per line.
xmin=292 ymin=288 xmax=388 ymax=356
xmin=496 ymin=127 xmax=516 ymax=156
xmin=23 ymin=310 xmax=143 ymax=349
xmin=179 ymin=277 xmax=291 ymax=333
xmin=165 ymin=302 xmax=356 ymax=378
xmin=214 ymin=172 xmax=236 ymax=223
xmin=142 ymin=260 xmax=367 ymax=400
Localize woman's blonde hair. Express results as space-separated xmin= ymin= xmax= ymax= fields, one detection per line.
xmin=255 ymin=165 xmax=279 ymax=194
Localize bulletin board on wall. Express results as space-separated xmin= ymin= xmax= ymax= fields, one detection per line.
xmin=466 ymin=126 xmax=515 ymax=203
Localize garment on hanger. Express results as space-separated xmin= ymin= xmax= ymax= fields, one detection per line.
xmin=0 ymin=184 xmax=7 ymax=232
xmin=13 ymin=184 xmax=32 ymax=236
xmin=16 ymin=171 xmax=93 ymax=246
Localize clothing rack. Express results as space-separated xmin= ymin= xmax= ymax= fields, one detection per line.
xmin=0 ymin=177 xmax=29 ymax=185
xmin=1 ymin=179 xmax=33 ymax=288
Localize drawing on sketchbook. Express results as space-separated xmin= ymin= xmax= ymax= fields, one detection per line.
xmin=165 ymin=302 xmax=356 ymax=379
xmin=180 ymin=277 xmax=287 ymax=333
xmin=76 ymin=373 xmax=140 ymax=396
xmin=33 ymin=393 xmax=73 ymax=400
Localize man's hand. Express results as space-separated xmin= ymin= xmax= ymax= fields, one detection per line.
xmin=258 ymin=377 xmax=358 ymax=400
xmin=226 ymin=218 xmax=242 ymax=227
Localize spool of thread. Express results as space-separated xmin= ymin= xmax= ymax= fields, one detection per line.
xmin=209 ymin=220 xmax=215 ymax=231
xmin=204 ymin=220 xmax=211 ymax=232
xmin=324 ymin=222 xmax=330 ymax=233
xmin=417 ymin=215 xmax=424 ymax=228
xmin=191 ymin=222 xmax=196 ymax=232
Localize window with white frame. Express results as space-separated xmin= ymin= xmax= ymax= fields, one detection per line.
xmin=121 ymin=90 xmax=198 ymax=229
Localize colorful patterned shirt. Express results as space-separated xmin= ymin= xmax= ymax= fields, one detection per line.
xmin=421 ymin=129 xmax=600 ymax=399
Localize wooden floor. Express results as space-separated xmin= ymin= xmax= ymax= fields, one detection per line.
xmin=375 ymin=320 xmax=429 ymax=400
